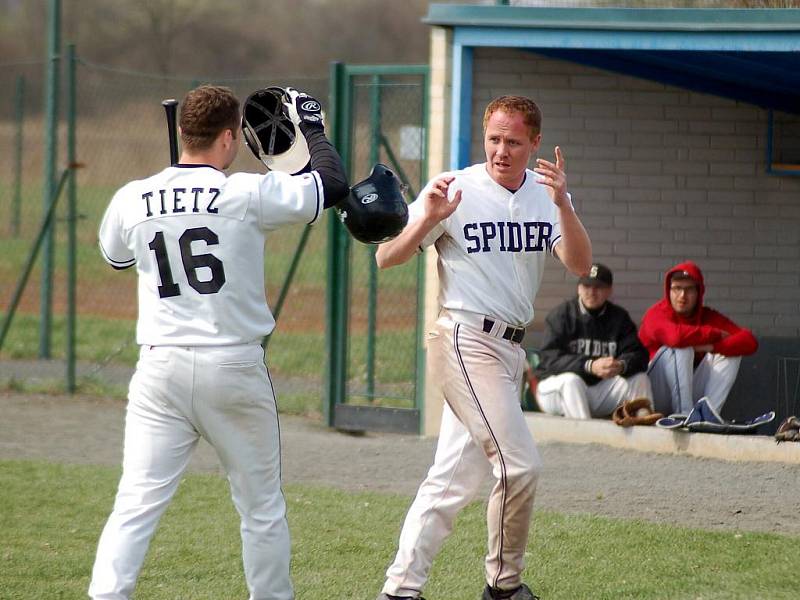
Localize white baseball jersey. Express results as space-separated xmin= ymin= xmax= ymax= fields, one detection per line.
xmin=382 ymin=163 xmax=573 ymax=597
xmin=410 ymin=163 xmax=563 ymax=327
xmin=98 ymin=165 xmax=322 ymax=346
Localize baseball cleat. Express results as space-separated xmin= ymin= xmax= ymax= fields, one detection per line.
xmin=376 ymin=594 xmax=426 ymax=600
xmin=481 ymin=583 xmax=540 ymax=600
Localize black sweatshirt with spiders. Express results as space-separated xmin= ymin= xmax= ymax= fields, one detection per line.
xmin=533 ymin=296 xmax=649 ymax=386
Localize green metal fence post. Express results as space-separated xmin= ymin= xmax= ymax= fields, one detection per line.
xmin=325 ymin=61 xmax=352 ymax=426
xmin=366 ymin=74 xmax=381 ymax=402
xmin=66 ymin=44 xmax=77 ymax=392
xmin=40 ymin=0 xmax=62 ymax=358
xmin=12 ymin=75 xmax=25 ymax=238
xmin=0 ymin=168 xmax=71 ymax=353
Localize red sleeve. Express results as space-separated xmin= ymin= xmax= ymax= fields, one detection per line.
xmin=639 ymin=303 xmax=722 ymax=353
xmin=637 ymin=310 xmax=658 ymax=356
xmin=650 ymin=322 xmax=722 ymax=348
xmin=707 ymin=310 xmax=758 ymax=356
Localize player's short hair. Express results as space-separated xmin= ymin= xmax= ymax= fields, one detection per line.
xmin=180 ymin=85 xmax=240 ymax=151
xmin=483 ymin=95 xmax=542 ymax=140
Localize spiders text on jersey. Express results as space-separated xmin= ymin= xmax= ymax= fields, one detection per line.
xmin=463 ymin=220 xmax=553 ymax=254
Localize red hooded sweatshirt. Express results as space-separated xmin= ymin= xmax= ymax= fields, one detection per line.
xmin=638 ymin=260 xmax=758 ymax=361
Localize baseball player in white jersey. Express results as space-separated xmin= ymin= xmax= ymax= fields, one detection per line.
xmin=89 ymin=85 xmax=349 ymax=600
xmin=374 ymin=96 xmax=592 ymax=600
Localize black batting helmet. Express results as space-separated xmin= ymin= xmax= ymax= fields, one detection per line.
xmin=337 ymin=163 xmax=409 ymax=245
xmin=241 ymin=86 xmax=311 ymax=174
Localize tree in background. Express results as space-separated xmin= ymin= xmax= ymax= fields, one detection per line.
xmin=0 ymin=0 xmax=437 ymax=76
xmin=3 ymin=0 xmax=796 ymax=75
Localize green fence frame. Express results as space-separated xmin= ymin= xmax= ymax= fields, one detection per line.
xmin=325 ymin=62 xmax=429 ymax=433
xmin=66 ymin=43 xmax=78 ymax=391
xmin=1 ymin=44 xmax=79 ymax=390
xmin=39 ymin=0 xmax=61 ymax=359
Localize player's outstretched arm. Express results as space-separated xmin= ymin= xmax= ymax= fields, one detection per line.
xmin=376 ymin=175 xmax=461 ymax=268
xmin=536 ymin=146 xmax=592 ymax=276
xmin=283 ymin=88 xmax=350 ymax=207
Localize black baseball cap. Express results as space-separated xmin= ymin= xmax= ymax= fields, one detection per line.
xmin=579 ymin=263 xmax=613 ymax=287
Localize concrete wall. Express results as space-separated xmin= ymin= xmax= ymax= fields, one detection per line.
xmin=470 ymin=47 xmax=800 ymax=342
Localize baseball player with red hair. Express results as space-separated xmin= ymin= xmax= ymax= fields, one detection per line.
xmin=374 ymin=95 xmax=592 ymax=600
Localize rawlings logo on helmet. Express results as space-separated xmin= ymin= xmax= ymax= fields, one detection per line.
xmin=361 ymin=193 xmax=379 ymax=205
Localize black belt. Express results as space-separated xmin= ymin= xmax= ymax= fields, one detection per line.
xmin=482 ymin=317 xmax=525 ymax=343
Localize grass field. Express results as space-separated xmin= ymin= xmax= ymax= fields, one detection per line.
xmin=1 ymin=459 xmax=797 ymax=600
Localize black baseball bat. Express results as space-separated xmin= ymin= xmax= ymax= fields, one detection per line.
xmin=162 ymin=99 xmax=179 ymax=165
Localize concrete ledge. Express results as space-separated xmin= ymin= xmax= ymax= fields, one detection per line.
xmin=525 ymin=412 xmax=800 ymax=464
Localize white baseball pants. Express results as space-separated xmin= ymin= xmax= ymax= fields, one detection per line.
xmin=647 ymin=346 xmax=741 ymax=415
xmin=535 ymin=372 xmax=653 ymax=419
xmin=89 ymin=343 xmax=292 ymax=600
xmin=382 ymin=315 xmax=541 ymax=597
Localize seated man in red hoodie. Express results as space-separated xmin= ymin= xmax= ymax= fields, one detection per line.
xmin=639 ymin=260 xmax=758 ymax=416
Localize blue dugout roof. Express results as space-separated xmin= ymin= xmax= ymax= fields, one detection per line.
xmin=425 ymin=5 xmax=800 ymax=168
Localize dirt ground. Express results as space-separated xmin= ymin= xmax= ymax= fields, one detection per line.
xmin=1 ymin=391 xmax=799 ymax=537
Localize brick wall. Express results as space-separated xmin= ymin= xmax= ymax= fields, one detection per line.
xmin=470 ymin=47 xmax=800 ymax=339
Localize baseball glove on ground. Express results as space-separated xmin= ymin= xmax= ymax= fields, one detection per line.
xmin=612 ymin=398 xmax=663 ymax=427
xmin=774 ymin=415 xmax=800 ymax=443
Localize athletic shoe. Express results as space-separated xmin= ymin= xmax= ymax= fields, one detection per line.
xmin=375 ymin=594 xmax=425 ymax=600
xmin=481 ymin=583 xmax=540 ymax=600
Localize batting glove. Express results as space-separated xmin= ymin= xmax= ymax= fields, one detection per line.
xmin=283 ymin=87 xmax=324 ymax=129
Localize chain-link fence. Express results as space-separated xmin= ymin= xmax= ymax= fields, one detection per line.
xmin=329 ymin=67 xmax=428 ymax=425
xmin=0 ymin=60 xmax=53 ymax=382
xmin=0 ymin=56 xmax=333 ymax=415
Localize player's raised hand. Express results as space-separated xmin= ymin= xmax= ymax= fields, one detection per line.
xmin=534 ymin=146 xmax=570 ymax=208
xmin=283 ymin=87 xmax=324 ymax=129
xmin=423 ymin=176 xmax=462 ymax=223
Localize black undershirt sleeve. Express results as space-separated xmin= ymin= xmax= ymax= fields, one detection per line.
xmin=299 ymin=122 xmax=350 ymax=208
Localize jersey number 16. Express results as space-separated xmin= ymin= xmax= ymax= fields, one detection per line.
xmin=148 ymin=226 xmax=226 ymax=298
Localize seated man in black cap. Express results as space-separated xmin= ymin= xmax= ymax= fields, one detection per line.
xmin=534 ymin=263 xmax=653 ymax=420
